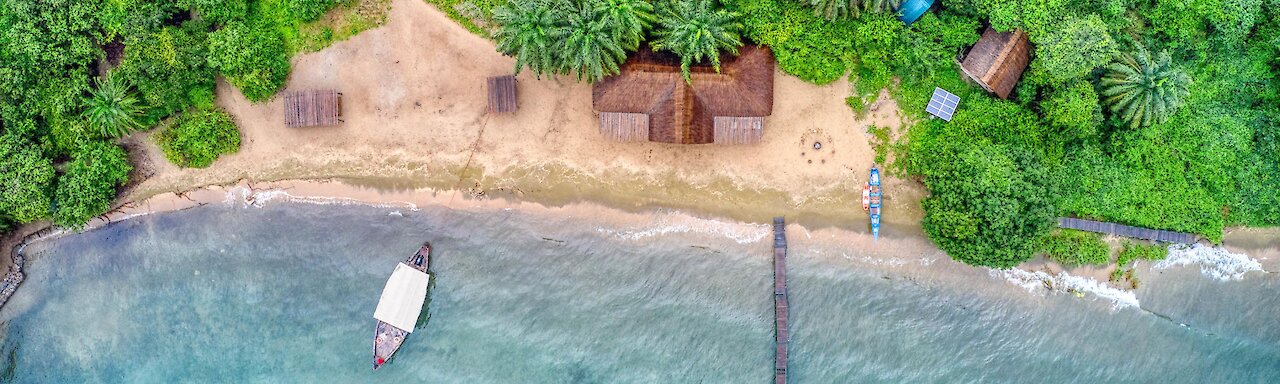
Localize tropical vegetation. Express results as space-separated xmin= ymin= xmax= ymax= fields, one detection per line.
xmin=493 ymin=0 xmax=743 ymax=82
xmin=651 ymin=0 xmax=743 ymax=81
xmin=0 ymin=0 xmax=365 ymax=229
xmin=1099 ymin=48 xmax=1192 ymax=129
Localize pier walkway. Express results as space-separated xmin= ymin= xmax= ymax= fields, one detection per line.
xmin=1057 ymin=217 xmax=1198 ymax=244
xmin=773 ymin=217 xmax=789 ymax=384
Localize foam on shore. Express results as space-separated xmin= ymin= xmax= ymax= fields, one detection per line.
xmin=1155 ymin=244 xmax=1265 ymax=281
xmin=595 ymin=209 xmax=772 ymax=245
xmin=991 ymin=268 xmax=1141 ymax=309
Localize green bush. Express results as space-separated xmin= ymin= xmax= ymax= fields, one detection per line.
xmin=0 ymin=134 xmax=56 ymax=222
xmin=289 ymin=0 xmax=339 ymax=22
xmin=1028 ymin=15 xmax=1115 ymax=86
xmin=183 ymin=0 xmax=250 ymax=24
xmin=1116 ymin=241 xmax=1168 ymax=266
xmin=53 ymin=141 xmax=133 ymax=227
xmin=1039 ymin=80 xmax=1102 ymax=141
xmin=1039 ymin=229 xmax=1110 ymax=266
xmin=208 ymin=20 xmax=291 ymax=102
xmin=156 ymin=108 xmax=242 ymax=168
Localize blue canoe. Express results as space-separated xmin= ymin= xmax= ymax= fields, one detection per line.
xmin=869 ymin=166 xmax=882 ymax=240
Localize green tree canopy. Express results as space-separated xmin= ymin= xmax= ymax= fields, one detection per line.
xmin=1099 ymin=48 xmax=1191 ymax=129
xmin=1030 ymin=15 xmax=1116 ymax=86
xmin=651 ymin=0 xmax=744 ymax=82
xmin=1040 ymin=80 xmax=1102 ymax=141
xmin=921 ymin=144 xmax=1057 ymax=268
xmin=0 ymin=134 xmax=56 ymax=222
xmin=493 ymin=0 xmax=567 ymax=78
xmin=53 ymin=140 xmax=132 ymax=227
xmin=560 ymin=0 xmax=629 ymax=82
xmin=208 ymin=20 xmax=291 ymax=102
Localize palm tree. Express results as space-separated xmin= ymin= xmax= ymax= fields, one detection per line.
xmin=493 ymin=0 xmax=566 ymax=78
xmin=559 ymin=1 xmax=628 ymax=83
xmin=595 ymin=0 xmax=654 ymax=51
xmin=83 ymin=73 xmax=144 ymax=139
xmin=1099 ymin=48 xmax=1191 ymax=129
xmin=650 ymin=0 xmax=743 ymax=83
xmin=809 ymin=0 xmax=902 ymax=20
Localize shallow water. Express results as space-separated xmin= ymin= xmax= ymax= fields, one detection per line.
xmin=1 ymin=201 xmax=1277 ymax=383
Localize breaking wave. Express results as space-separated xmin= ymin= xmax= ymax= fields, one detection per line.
xmin=223 ymin=186 xmax=420 ymax=210
xmin=1155 ymin=244 xmax=1264 ymax=281
xmin=596 ymin=210 xmax=771 ymax=244
xmin=991 ymin=268 xmax=1140 ymax=309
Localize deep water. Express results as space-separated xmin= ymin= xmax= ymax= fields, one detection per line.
xmin=1 ymin=201 xmax=1277 ymax=383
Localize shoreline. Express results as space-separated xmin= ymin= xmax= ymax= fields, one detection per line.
xmin=3 ymin=177 xmax=1276 ymax=312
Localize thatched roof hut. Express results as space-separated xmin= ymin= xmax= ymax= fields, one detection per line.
xmin=959 ymin=27 xmax=1031 ymax=100
xmin=592 ymin=45 xmax=775 ymax=145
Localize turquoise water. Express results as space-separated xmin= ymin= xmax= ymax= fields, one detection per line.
xmin=1 ymin=201 xmax=1277 ymax=383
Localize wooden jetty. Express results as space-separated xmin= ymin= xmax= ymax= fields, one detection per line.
xmin=1057 ymin=217 xmax=1198 ymax=244
xmin=773 ymin=217 xmax=789 ymax=384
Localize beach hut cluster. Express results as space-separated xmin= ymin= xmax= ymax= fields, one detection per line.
xmin=591 ymin=45 xmax=776 ymax=145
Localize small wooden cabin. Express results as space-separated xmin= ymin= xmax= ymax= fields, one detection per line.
xmin=591 ymin=45 xmax=775 ymax=145
xmin=959 ymin=28 xmax=1031 ymax=100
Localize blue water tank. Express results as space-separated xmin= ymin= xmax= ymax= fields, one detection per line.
xmin=897 ymin=0 xmax=935 ymax=26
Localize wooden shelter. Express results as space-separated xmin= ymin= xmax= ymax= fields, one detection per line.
xmin=487 ymin=75 xmax=518 ymax=113
xmin=284 ymin=90 xmax=342 ymax=127
xmin=959 ymin=28 xmax=1031 ymax=99
xmin=592 ymin=45 xmax=775 ymax=145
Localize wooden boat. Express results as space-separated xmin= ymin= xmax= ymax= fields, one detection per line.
xmin=869 ymin=166 xmax=882 ymax=240
xmin=861 ymin=183 xmax=871 ymax=211
xmin=373 ymin=242 xmax=432 ymax=370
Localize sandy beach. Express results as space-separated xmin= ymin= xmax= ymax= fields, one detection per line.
xmin=121 ymin=0 xmax=922 ymax=232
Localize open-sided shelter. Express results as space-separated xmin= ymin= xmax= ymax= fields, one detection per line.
xmin=592 ymin=45 xmax=775 ymax=145
xmin=284 ymin=89 xmax=342 ymax=127
xmin=959 ymin=27 xmax=1031 ymax=100
xmin=487 ymin=75 xmax=518 ymax=113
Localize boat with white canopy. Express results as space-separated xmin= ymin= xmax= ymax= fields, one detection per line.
xmin=372 ymin=242 xmax=431 ymax=370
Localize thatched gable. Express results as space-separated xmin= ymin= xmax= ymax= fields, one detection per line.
xmin=592 ymin=45 xmax=775 ymax=145
xmin=959 ymin=27 xmax=1031 ymax=100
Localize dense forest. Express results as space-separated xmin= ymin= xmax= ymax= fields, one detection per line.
xmin=0 ymin=0 xmax=386 ymax=231
xmin=474 ymin=0 xmax=1279 ymax=268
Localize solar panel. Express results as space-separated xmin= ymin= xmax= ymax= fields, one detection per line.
xmin=925 ymin=87 xmax=959 ymax=121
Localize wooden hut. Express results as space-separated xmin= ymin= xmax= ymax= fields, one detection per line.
xmin=487 ymin=75 xmax=518 ymax=113
xmin=284 ymin=90 xmax=342 ymax=127
xmin=959 ymin=28 xmax=1031 ymax=99
xmin=592 ymin=45 xmax=775 ymax=145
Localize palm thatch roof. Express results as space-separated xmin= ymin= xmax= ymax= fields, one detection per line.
xmin=959 ymin=27 xmax=1031 ymax=100
xmin=592 ymin=45 xmax=775 ymax=145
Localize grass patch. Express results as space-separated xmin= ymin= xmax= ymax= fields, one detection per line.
xmin=296 ymin=0 xmax=394 ymax=53
xmin=1110 ymin=241 xmax=1168 ymax=289
xmin=1039 ymin=229 xmax=1111 ymax=266
xmin=421 ymin=0 xmax=504 ymax=38
xmin=866 ymin=124 xmax=891 ymax=165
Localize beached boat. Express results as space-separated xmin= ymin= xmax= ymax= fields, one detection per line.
xmin=861 ymin=183 xmax=871 ymax=211
xmin=373 ymin=243 xmax=432 ymax=370
xmin=869 ymin=166 xmax=882 ymax=240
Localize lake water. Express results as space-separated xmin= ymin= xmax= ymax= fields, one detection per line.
xmin=1 ymin=197 xmax=1277 ymax=383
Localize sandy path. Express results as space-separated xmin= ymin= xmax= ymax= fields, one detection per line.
xmin=126 ymin=0 xmax=922 ymax=229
